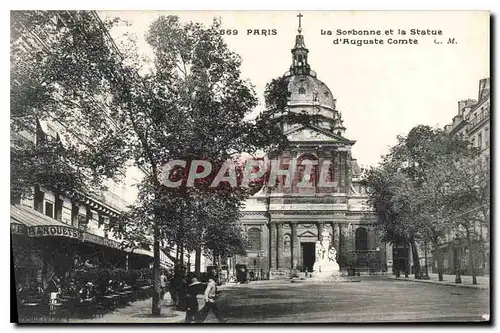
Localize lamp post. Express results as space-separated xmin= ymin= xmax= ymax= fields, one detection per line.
xmin=454 ymin=235 xmax=462 ymax=284
xmin=375 ymin=247 xmax=380 ymax=274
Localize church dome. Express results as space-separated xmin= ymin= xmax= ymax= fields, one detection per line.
xmin=286 ymin=74 xmax=336 ymax=110
xmin=270 ymin=16 xmax=346 ymax=136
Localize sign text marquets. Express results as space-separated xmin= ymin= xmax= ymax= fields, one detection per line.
xmin=27 ymin=225 xmax=82 ymax=239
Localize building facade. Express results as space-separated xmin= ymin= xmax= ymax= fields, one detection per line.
xmin=232 ymin=24 xmax=384 ymax=280
xmin=10 ymin=11 xmax=163 ymax=290
xmin=435 ymin=77 xmax=491 ymax=276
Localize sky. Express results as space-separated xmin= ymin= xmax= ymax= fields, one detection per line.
xmin=99 ymin=10 xmax=490 ymax=167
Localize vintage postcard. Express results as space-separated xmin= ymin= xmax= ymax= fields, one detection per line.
xmin=10 ymin=10 xmax=490 ymax=323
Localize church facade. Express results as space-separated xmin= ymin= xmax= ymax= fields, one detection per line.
xmin=233 ymin=21 xmax=386 ymax=280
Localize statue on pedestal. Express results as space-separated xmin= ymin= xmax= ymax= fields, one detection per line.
xmin=311 ymin=227 xmax=340 ymax=279
xmin=321 ymin=229 xmax=331 ymax=252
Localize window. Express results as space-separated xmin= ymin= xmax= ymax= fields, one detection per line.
xmin=298 ymin=87 xmax=306 ymax=94
xmin=11 ymin=195 xmax=21 ymax=205
xmin=77 ymin=214 xmax=88 ymax=229
xmin=44 ymin=201 xmax=54 ymax=218
xmin=247 ymin=228 xmax=261 ymax=251
xmin=471 ymin=136 xmax=476 ymax=147
xmin=485 ymin=128 xmax=489 ymax=147
xmin=34 ymin=187 xmax=44 ymax=213
xmin=478 ymin=133 xmax=482 ymax=149
xmin=355 ymin=227 xmax=368 ymax=251
xmin=100 ymin=216 xmax=110 ymax=229
xmin=55 ymin=197 xmax=63 ymax=221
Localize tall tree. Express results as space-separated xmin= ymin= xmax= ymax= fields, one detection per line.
xmin=445 ymin=156 xmax=490 ymax=283
xmin=363 ymin=125 xmax=479 ymax=280
xmin=108 ymin=15 xmax=296 ymax=315
xmin=11 ymin=11 xmax=128 ymax=200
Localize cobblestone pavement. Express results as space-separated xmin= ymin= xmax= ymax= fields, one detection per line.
xmin=204 ymin=277 xmax=490 ymax=323
xmin=65 ymin=277 xmax=490 ymax=323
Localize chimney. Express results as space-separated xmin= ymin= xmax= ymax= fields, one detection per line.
xmin=478 ymin=78 xmax=490 ymax=101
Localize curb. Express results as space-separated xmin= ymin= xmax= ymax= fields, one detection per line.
xmin=166 ymin=309 xmax=187 ymax=323
xmin=388 ymin=277 xmax=489 ymax=290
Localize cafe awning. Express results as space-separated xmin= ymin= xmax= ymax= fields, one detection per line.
xmin=11 ymin=204 xmax=155 ymax=258
xmin=11 ymin=204 xmax=82 ymax=240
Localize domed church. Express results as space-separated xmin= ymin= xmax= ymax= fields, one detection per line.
xmin=232 ymin=15 xmax=385 ymax=280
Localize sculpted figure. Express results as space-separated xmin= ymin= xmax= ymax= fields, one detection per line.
xmin=315 ymin=240 xmax=324 ymax=260
xmin=321 ymin=229 xmax=330 ymax=242
xmin=328 ymin=247 xmax=337 ymax=263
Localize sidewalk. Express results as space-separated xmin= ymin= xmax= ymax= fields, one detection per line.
xmin=388 ymin=273 xmax=489 ymax=290
xmin=69 ymin=298 xmax=185 ymax=323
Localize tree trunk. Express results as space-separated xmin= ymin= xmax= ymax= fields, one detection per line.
xmin=151 ymin=222 xmax=161 ymax=316
xmin=404 ymin=242 xmax=409 ymax=278
xmin=410 ymin=239 xmax=421 ymax=279
xmin=466 ymin=232 xmax=477 ymax=285
xmin=393 ymin=245 xmax=399 ymax=277
xmin=195 ymin=247 xmax=201 ymax=276
xmin=180 ymin=242 xmax=184 ymax=268
xmin=433 ymin=240 xmax=443 ymax=281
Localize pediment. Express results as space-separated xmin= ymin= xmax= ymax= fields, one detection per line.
xmin=285 ymin=125 xmax=352 ymax=143
xmin=298 ymin=230 xmax=317 ymax=238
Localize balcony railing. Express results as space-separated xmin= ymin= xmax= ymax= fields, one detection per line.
xmin=467 ymin=108 xmax=490 ymax=132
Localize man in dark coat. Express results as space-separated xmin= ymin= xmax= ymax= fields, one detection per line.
xmin=184 ymin=277 xmax=205 ymax=323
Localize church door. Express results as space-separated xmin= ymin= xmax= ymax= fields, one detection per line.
xmin=300 ymin=242 xmax=316 ymax=272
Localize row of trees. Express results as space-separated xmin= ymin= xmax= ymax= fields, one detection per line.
xmin=11 ymin=11 xmax=309 ymax=315
xmin=362 ymin=125 xmax=490 ymax=283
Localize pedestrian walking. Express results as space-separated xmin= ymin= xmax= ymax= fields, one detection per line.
xmin=184 ymin=277 xmax=203 ymax=323
xmin=160 ymin=271 xmax=168 ymax=300
xmin=199 ymin=278 xmax=226 ymax=323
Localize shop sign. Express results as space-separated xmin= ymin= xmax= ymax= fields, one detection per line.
xmin=83 ymin=232 xmax=121 ymax=249
xmin=27 ymin=225 xmax=82 ymax=239
xmin=11 ymin=223 xmax=26 ymax=235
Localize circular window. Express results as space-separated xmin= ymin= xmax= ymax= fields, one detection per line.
xmin=298 ymin=87 xmax=306 ymax=94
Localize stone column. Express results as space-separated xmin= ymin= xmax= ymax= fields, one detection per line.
xmin=269 ymin=223 xmax=277 ymax=269
xmin=338 ymin=152 xmax=344 ymax=190
xmin=350 ymin=224 xmax=356 ymax=249
xmin=330 ymin=222 xmax=336 ymax=248
xmin=318 ymin=222 xmax=324 ymax=241
xmin=338 ymin=223 xmax=343 ymax=253
xmin=277 ymin=222 xmax=283 ymax=269
xmin=291 ymin=223 xmax=298 ymax=270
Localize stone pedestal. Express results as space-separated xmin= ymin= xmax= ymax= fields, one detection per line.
xmin=309 ymin=229 xmax=345 ymax=281
xmin=310 ymin=261 xmax=341 ymax=280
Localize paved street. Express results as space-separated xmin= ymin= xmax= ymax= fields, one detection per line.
xmin=69 ymin=298 xmax=185 ymax=323
xmin=204 ymin=277 xmax=489 ymax=323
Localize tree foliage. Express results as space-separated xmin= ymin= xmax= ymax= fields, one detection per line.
xmin=11 ymin=11 xmax=128 ymax=200
xmin=106 ymin=15 xmax=309 ymax=314
xmin=362 ymin=125 xmax=487 ymax=279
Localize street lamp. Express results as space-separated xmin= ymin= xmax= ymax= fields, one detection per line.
xmin=454 ymin=235 xmax=462 ymax=284
xmin=375 ymin=247 xmax=380 ymax=274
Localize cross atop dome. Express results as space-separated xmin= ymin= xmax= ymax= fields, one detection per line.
xmin=290 ymin=12 xmax=310 ymax=75
xmin=297 ymin=12 xmax=303 ymax=33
